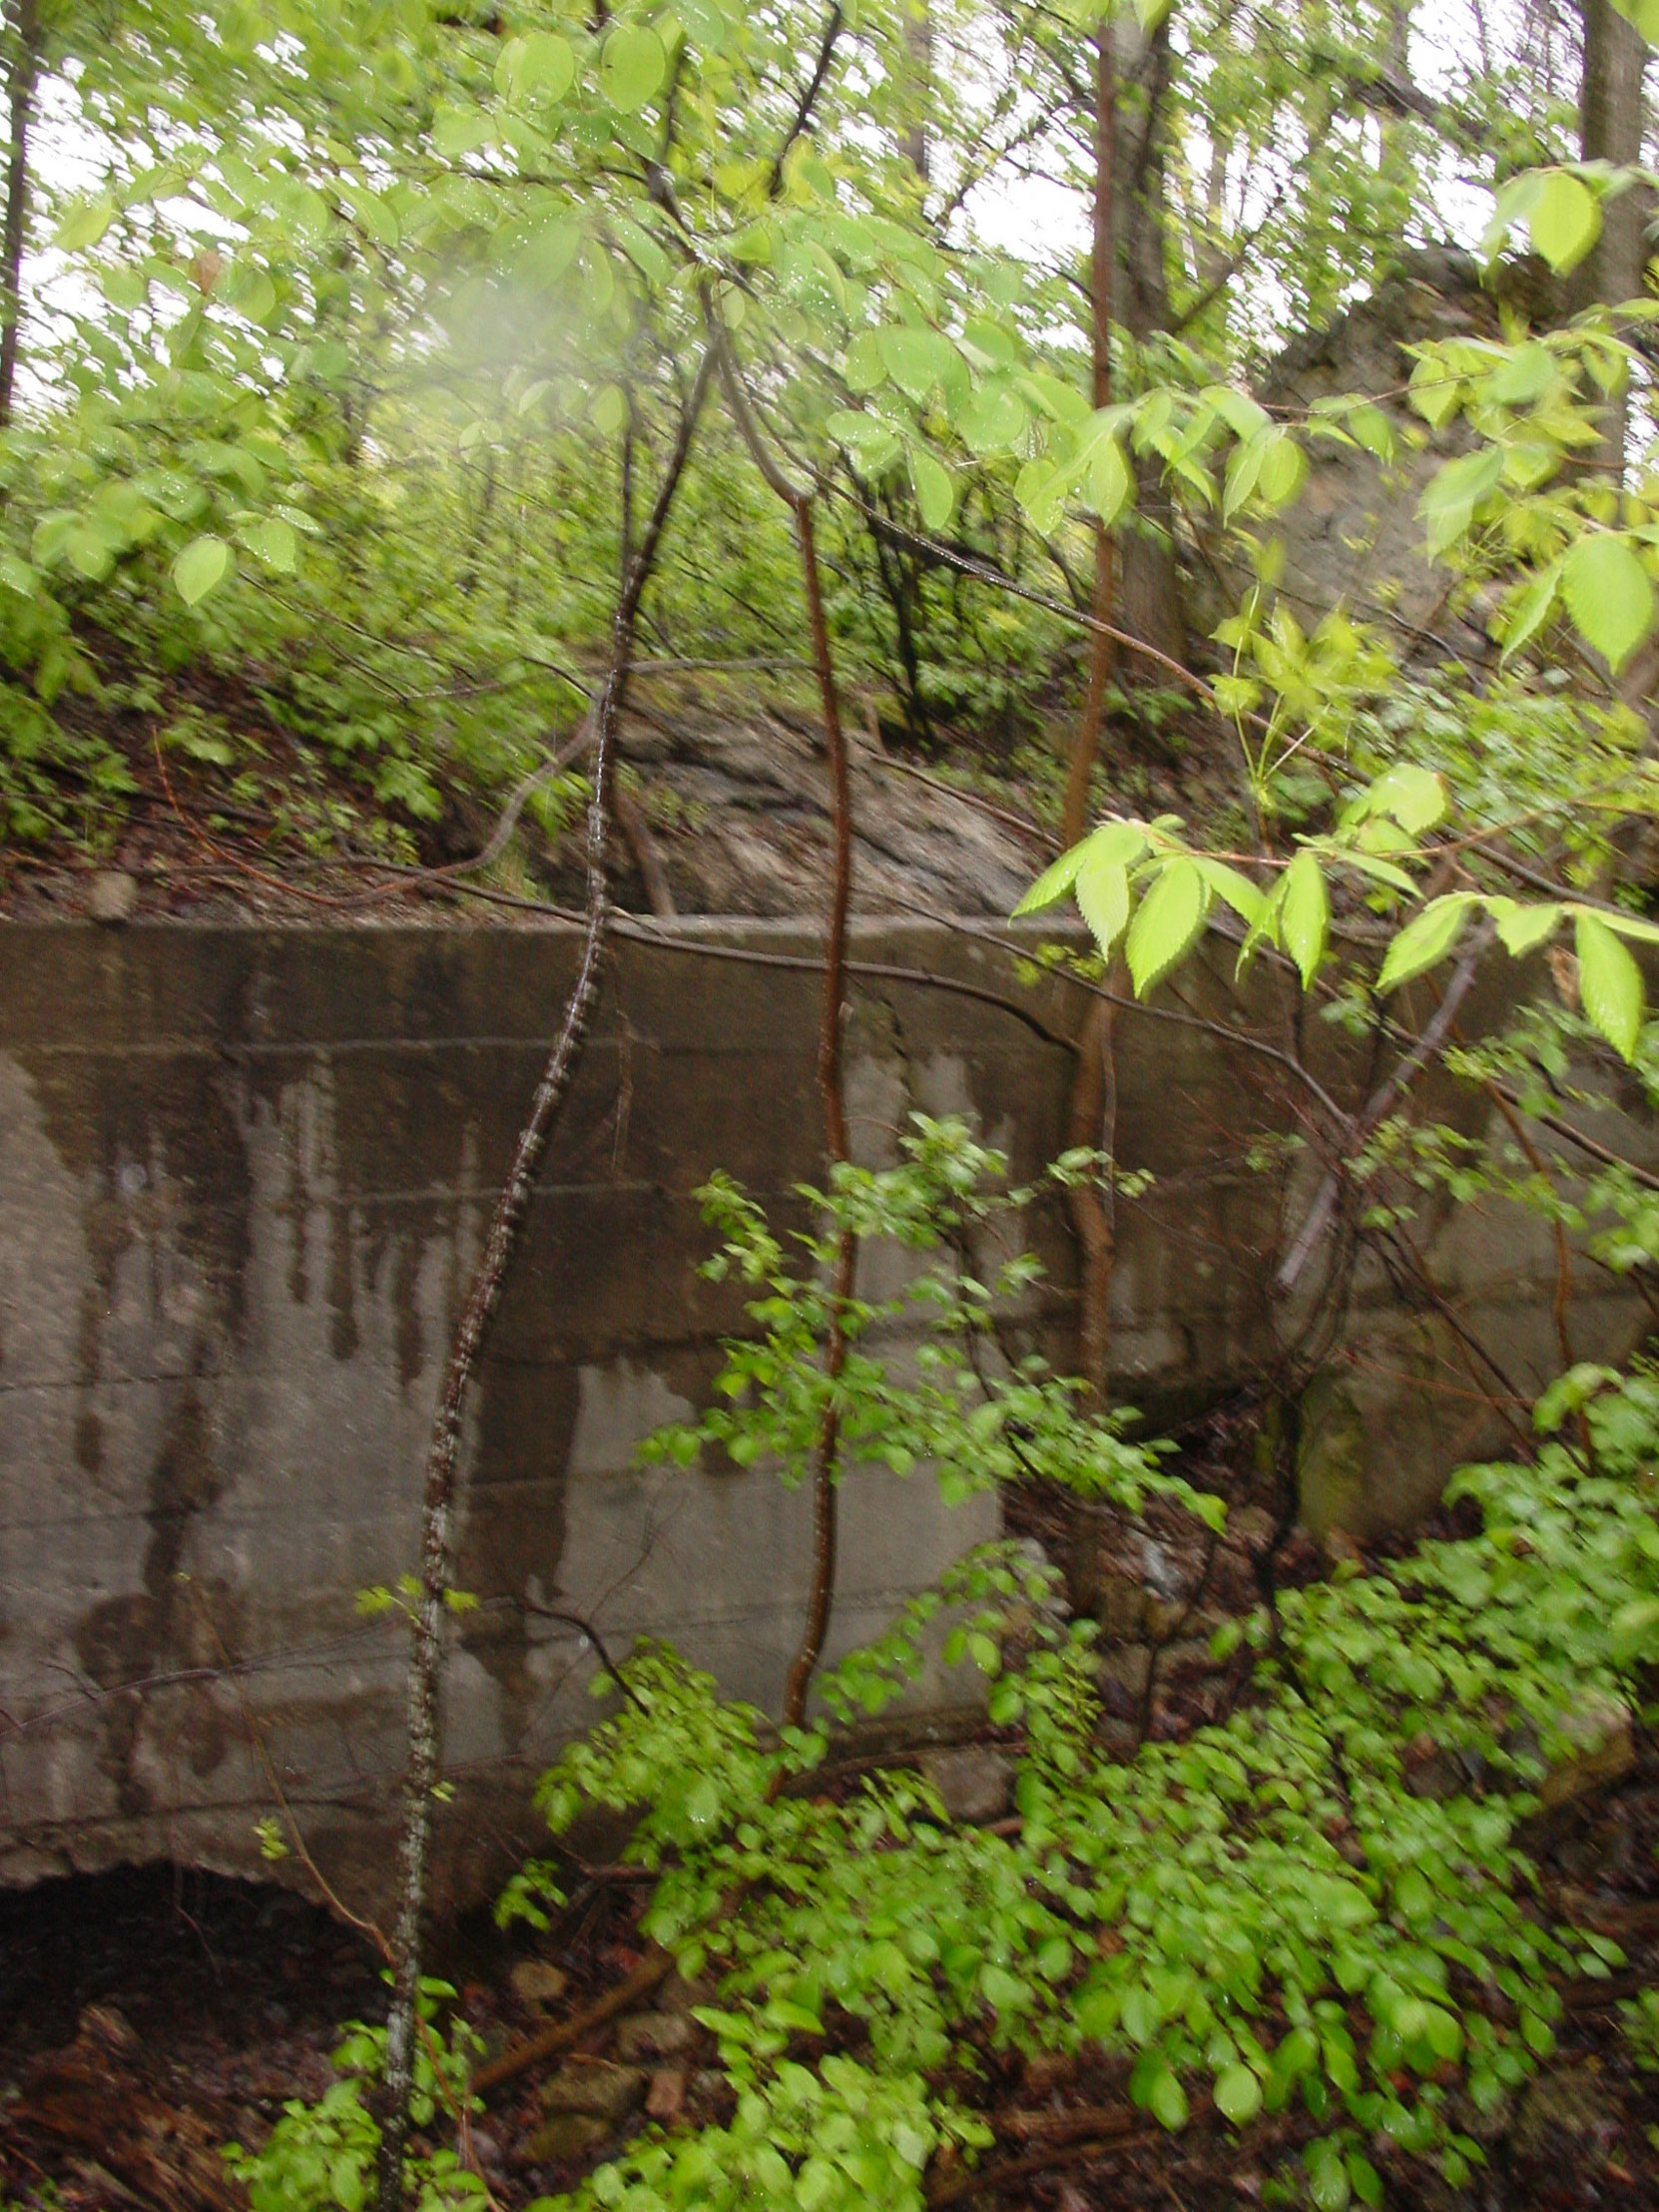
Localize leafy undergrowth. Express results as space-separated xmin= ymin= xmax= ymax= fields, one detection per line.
xmin=114 ymin=1396 xmax=1653 ymax=2212
xmin=462 ymin=1375 xmax=1659 ymax=2212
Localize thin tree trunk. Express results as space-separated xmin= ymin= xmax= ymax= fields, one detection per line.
xmin=901 ymin=0 xmax=933 ymax=182
xmin=0 ymin=0 xmax=40 ymax=428
xmin=1112 ymin=15 xmax=1185 ymax=674
xmin=1060 ymin=27 xmax=1117 ymax=852
xmin=375 ymin=350 xmax=714 ymax=2211
xmin=1577 ymin=0 xmax=1649 ymax=475
xmin=1060 ymin=29 xmax=1123 ymax=1619
xmin=704 ymin=306 xmax=855 ymax=1729
xmin=780 ymin=496 xmax=854 ymax=1730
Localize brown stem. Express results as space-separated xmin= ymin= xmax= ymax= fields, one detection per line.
xmin=768 ymin=3 xmax=844 ymax=195
xmin=1059 ymin=27 xmax=1116 ymax=854
xmin=0 ymin=0 xmax=39 ymax=427
xmin=470 ymin=1947 xmax=675 ymax=2097
xmin=615 ymin=782 xmax=677 ymax=916
xmin=704 ymin=302 xmax=855 ymax=1727
xmin=783 ymin=497 xmax=854 ymax=1728
xmin=375 ymin=348 xmax=713 ymax=2211
xmin=1061 ymin=986 xmax=1117 ymax=1614
xmin=1277 ymin=926 xmax=1494 ymax=1295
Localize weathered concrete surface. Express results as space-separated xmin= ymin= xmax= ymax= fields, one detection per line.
xmin=0 ymin=918 xmax=1650 ymax=1914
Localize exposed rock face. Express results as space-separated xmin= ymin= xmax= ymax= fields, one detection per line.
xmin=611 ymin=705 xmax=1046 ymax=920
xmin=1223 ymin=249 xmax=1563 ymax=660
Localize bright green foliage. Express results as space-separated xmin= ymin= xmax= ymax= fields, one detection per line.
xmin=638 ymin=1118 xmax=1218 ymax=1520
xmin=531 ymin=2055 xmax=989 ymax=2212
xmin=224 ymin=1983 xmax=485 ymax=2212
xmin=507 ymin=1364 xmax=1659 ymax=2212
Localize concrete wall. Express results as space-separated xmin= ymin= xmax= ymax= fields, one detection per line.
xmin=0 ymin=919 xmax=1650 ymax=1916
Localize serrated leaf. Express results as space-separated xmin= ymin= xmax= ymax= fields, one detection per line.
xmin=1075 ymin=853 xmax=1130 ymax=957
xmin=1494 ymin=900 xmax=1562 ymax=957
xmin=1561 ymin=532 xmax=1656 ymax=674
xmin=1012 ymin=840 xmax=1088 ymax=916
xmin=173 ymin=534 xmax=234 ymax=606
xmin=1348 ymin=402 xmax=1396 ymax=459
xmin=908 ymin=444 xmax=955 ymax=531
xmin=1576 ymin=908 xmax=1645 ymax=1061
xmin=1214 ymin=2063 xmax=1262 ymax=2126
xmin=1280 ymin=849 xmax=1329 ymax=987
xmin=1126 ymin=858 xmax=1209 ymax=997
xmin=600 ymin=25 xmax=667 ymax=111
xmin=1489 ymin=339 xmax=1556 ymax=406
xmin=1501 ymin=561 xmax=1563 ymax=660
xmin=1378 ymin=893 xmax=1477 ymax=992
xmin=1529 ymin=169 xmax=1601 ymax=275
xmin=1197 ymin=858 xmax=1265 ymax=926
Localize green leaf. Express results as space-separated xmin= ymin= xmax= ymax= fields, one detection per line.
xmin=1305 ymin=2136 xmax=1353 ymax=2212
xmin=1528 ymin=169 xmax=1601 ymax=275
xmin=1378 ymin=894 xmax=1478 ymax=993
xmin=1561 ymin=533 xmax=1656 ymax=674
xmin=1347 ymin=2149 xmax=1383 ymax=2209
xmin=1500 ymin=561 xmax=1563 ymax=660
xmin=1013 ymin=840 xmax=1089 ymax=916
xmin=1358 ymin=763 xmax=1448 ymax=836
xmin=1493 ymin=900 xmax=1562 ymax=957
xmin=878 ymin=325 xmax=965 ymax=412
xmin=1575 ymin=909 xmax=1645 ymax=1062
xmin=1214 ymin=2063 xmax=1262 ymax=2126
xmin=960 ymin=385 xmax=1028 ymax=456
xmin=1087 ymin=434 xmax=1132 ymax=525
xmin=600 ymin=25 xmax=667 ymax=112
xmin=499 ymin=31 xmax=576 ymax=104
xmin=1126 ymin=857 xmax=1209 ymax=996
xmin=1196 ymin=858 xmax=1265 ymax=927
xmin=330 ymin=2153 xmax=365 ymax=2212
xmin=1075 ymin=853 xmax=1130 ymax=957
xmin=1279 ymin=850 xmax=1329 ymax=987
xmin=239 ymin=516 xmax=297 ymax=574
xmin=173 ymin=534 xmax=235 ymax=607
xmin=1419 ymin=445 xmax=1505 ymax=559
xmin=1610 ymin=1594 xmax=1659 ymax=1664
xmin=1147 ymin=2066 xmax=1189 ymax=2130
xmin=1257 ymin=430 xmax=1307 ymax=508
xmin=908 ymin=444 xmax=955 ymax=531
xmin=55 ymin=193 xmax=117 ymax=253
